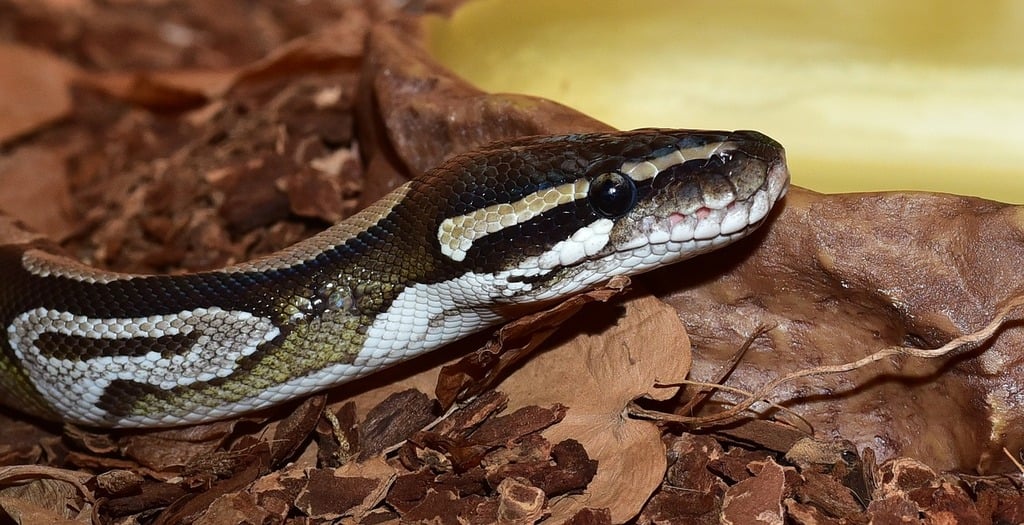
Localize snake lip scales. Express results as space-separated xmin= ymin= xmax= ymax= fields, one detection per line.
xmin=0 ymin=129 xmax=789 ymax=427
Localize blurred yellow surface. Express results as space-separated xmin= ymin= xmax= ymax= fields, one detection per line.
xmin=426 ymin=0 xmax=1024 ymax=202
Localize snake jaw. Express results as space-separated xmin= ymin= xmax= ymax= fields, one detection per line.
xmin=587 ymin=131 xmax=790 ymax=282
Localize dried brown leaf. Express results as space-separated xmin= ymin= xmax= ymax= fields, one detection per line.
xmin=0 ymin=413 xmax=52 ymax=466
xmin=0 ymin=466 xmax=93 ymax=523
xmin=79 ymin=70 xmax=222 ymax=112
xmin=436 ymin=276 xmax=630 ymax=407
xmin=0 ymin=44 xmax=78 ymax=144
xmin=120 ymin=420 xmax=239 ymax=473
xmin=655 ymin=188 xmax=1024 ymax=472
xmin=496 ymin=293 xmax=692 ymax=523
xmin=74 ymin=9 xmax=370 ymax=112
xmin=101 ymin=481 xmax=186 ymax=518
xmin=0 ymin=146 xmax=75 ymax=239
xmin=229 ymin=10 xmax=368 ymax=90
xmin=361 ymin=21 xmax=610 ymax=177
xmin=0 ymin=496 xmax=88 ymax=525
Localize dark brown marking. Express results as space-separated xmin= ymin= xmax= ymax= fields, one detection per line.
xmin=33 ymin=332 xmax=198 ymax=361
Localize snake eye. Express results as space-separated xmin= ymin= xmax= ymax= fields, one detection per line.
xmin=589 ymin=172 xmax=637 ymax=218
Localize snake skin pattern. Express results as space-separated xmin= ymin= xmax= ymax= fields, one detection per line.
xmin=0 ymin=129 xmax=790 ymax=427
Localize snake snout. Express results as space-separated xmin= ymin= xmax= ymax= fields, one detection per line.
xmin=724 ymin=130 xmax=789 ymax=203
xmin=766 ymin=150 xmax=791 ymax=201
xmin=637 ymin=129 xmax=790 ymax=246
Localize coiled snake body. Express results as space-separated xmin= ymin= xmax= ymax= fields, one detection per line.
xmin=0 ymin=129 xmax=789 ymax=427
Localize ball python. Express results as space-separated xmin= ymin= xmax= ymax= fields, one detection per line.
xmin=0 ymin=129 xmax=789 ymax=428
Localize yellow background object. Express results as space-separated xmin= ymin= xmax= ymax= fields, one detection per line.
xmin=426 ymin=0 xmax=1024 ymax=202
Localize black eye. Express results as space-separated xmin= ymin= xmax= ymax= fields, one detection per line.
xmin=589 ymin=172 xmax=637 ymax=218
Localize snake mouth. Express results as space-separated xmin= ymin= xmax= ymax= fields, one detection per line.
xmin=668 ymin=155 xmax=789 ymax=242
xmin=621 ymin=134 xmax=790 ymax=258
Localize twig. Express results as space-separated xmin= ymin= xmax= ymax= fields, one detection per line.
xmin=1004 ymin=447 xmax=1024 ymax=476
xmin=635 ymin=294 xmax=1024 ymax=428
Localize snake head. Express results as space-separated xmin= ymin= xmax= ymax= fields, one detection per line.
xmin=427 ymin=128 xmax=789 ymax=303
xmin=599 ymin=129 xmax=791 ymax=275
xmin=510 ymin=129 xmax=789 ymax=299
